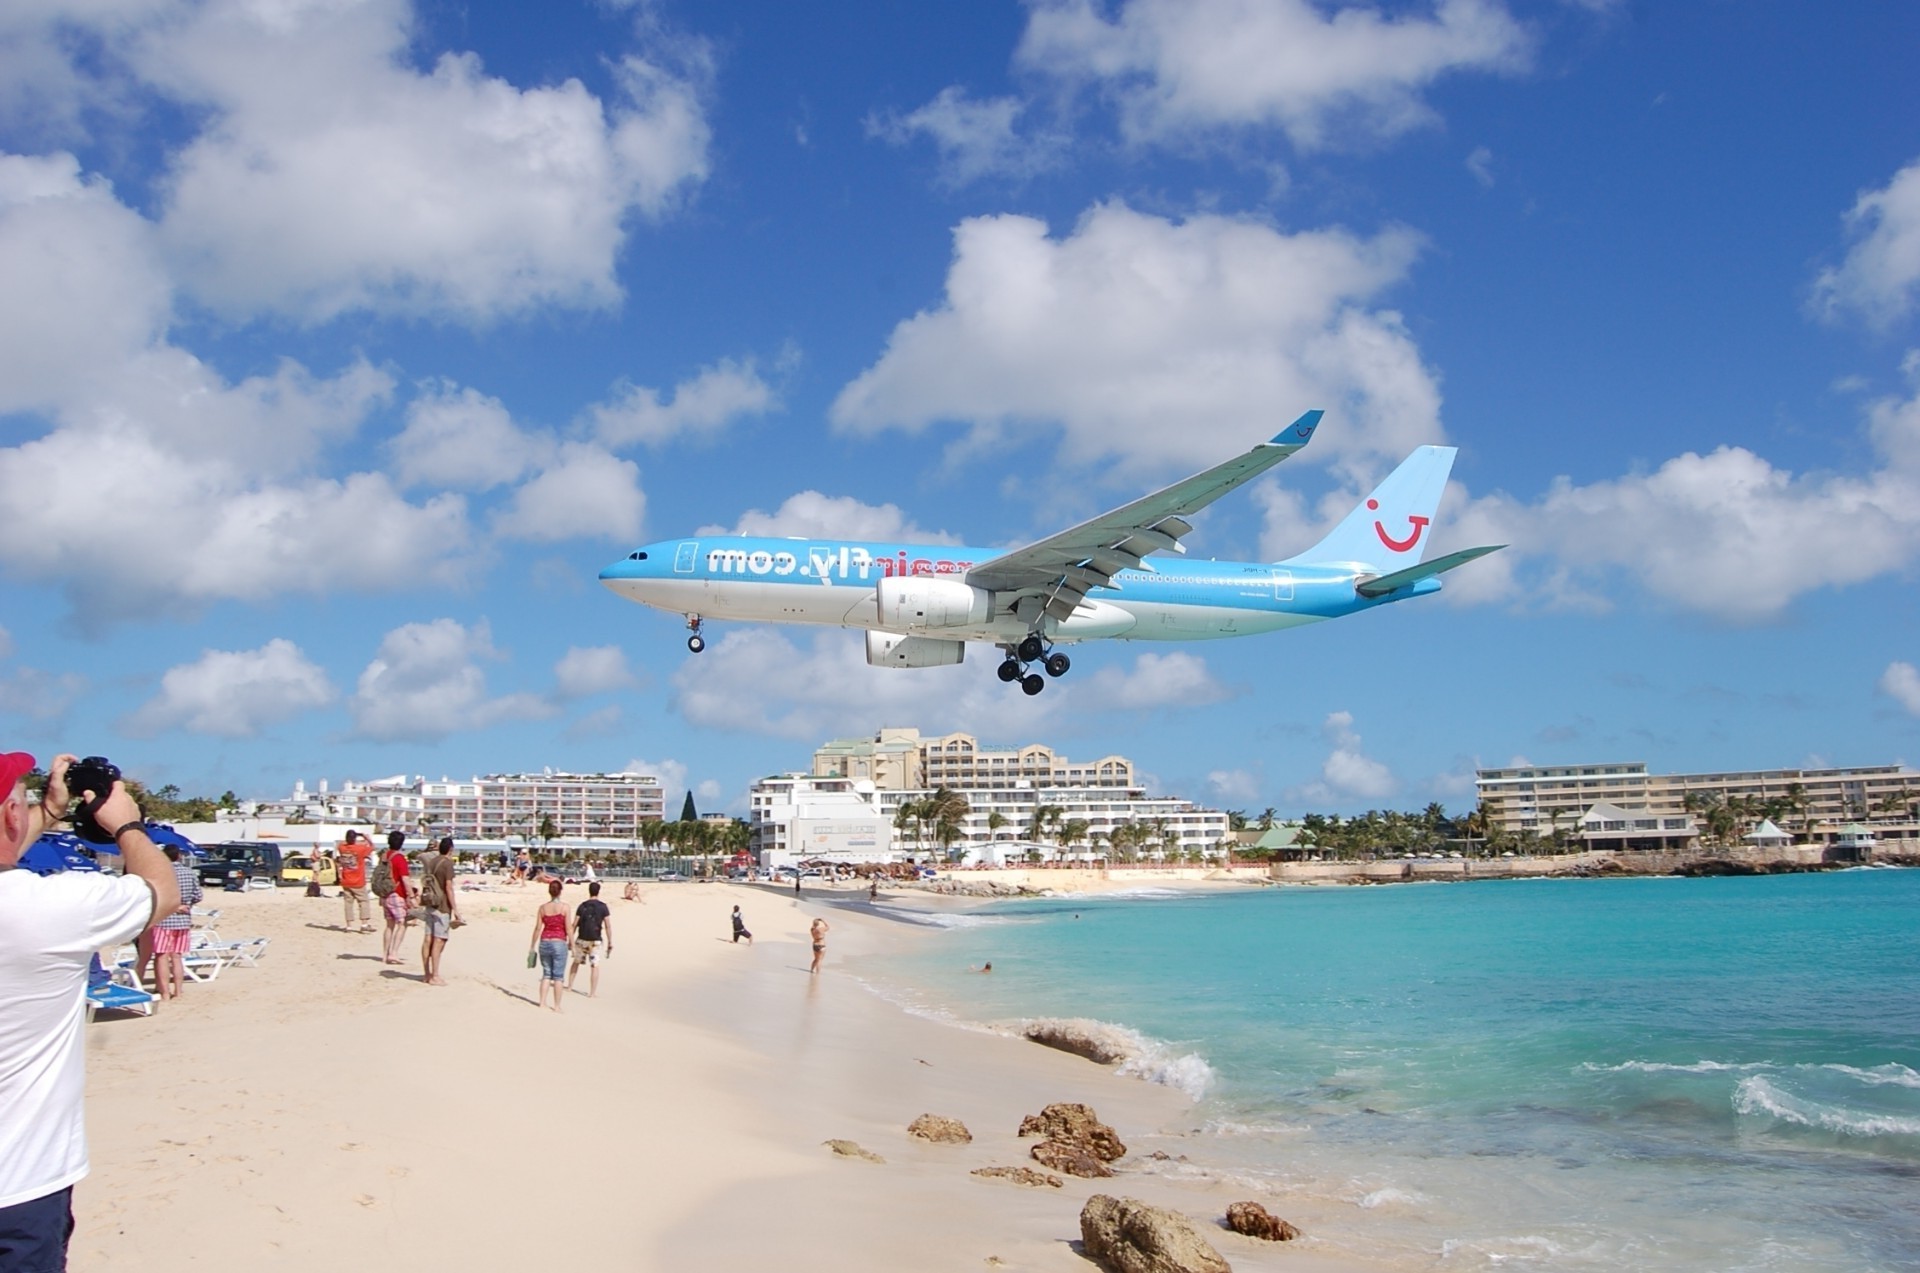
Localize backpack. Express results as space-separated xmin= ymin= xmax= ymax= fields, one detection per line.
xmin=371 ymin=856 xmax=395 ymax=899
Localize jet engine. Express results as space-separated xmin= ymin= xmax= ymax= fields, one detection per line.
xmin=874 ymin=575 xmax=990 ymax=630
xmin=866 ymin=631 xmax=966 ymax=668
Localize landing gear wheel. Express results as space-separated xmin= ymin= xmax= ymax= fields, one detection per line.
xmin=687 ymin=634 xmax=705 ymax=654
xmin=1044 ymin=652 xmax=1071 ymax=678
xmin=1017 ymin=634 xmax=1045 ymax=663
xmin=997 ymin=659 xmax=1023 ymax=683
xmin=1021 ymin=673 xmax=1046 ymax=696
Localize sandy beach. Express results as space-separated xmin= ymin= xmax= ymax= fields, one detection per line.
xmin=71 ymin=875 xmax=1371 ymax=1272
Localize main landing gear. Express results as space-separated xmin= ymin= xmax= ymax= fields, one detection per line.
xmin=998 ymin=637 xmax=1070 ymax=695
xmin=685 ymin=614 xmax=705 ymax=654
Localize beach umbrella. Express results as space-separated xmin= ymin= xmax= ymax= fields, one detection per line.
xmin=141 ymin=822 xmax=203 ymax=856
xmin=19 ymin=831 xmax=103 ymax=875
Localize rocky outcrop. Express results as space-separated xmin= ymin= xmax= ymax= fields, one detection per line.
xmin=907 ymin=1114 xmax=973 ymax=1144
xmin=1079 ymin=1195 xmax=1231 ymax=1273
xmin=1021 ymin=1019 xmax=1133 ymax=1065
xmin=1030 ymin=1138 xmax=1114 ymax=1178
xmin=1224 ymin=1201 xmax=1298 ymax=1242
xmin=970 ymin=1165 xmax=1063 ymax=1189
xmin=822 ymin=1139 xmax=884 ymax=1163
xmin=1018 ymin=1102 xmax=1127 ymax=1162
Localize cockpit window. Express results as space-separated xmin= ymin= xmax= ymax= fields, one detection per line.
xmin=629 ymin=551 xmax=648 ymax=560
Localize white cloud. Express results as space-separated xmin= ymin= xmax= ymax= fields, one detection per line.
xmin=1207 ymin=767 xmax=1259 ymax=803
xmin=0 ymin=663 xmax=87 ymax=724
xmin=494 ymin=443 xmax=645 ymax=544
xmin=702 ymin=491 xmax=956 ymax=542
xmin=669 ymin=628 xmax=1067 ymax=741
xmin=1465 ymin=144 xmax=1494 ymax=187
xmin=1812 ymin=157 xmax=1920 ymax=329
xmin=588 ymin=358 xmax=777 ymax=448
xmin=123 ymin=638 xmax=335 ymax=737
xmin=0 ymin=625 xmax=10 ymax=659
xmin=1016 ymin=0 xmax=1530 ymax=152
xmin=554 ymin=645 xmax=637 ymax=699
xmin=1289 ymin=710 xmax=1398 ymax=804
xmin=126 ymin=0 xmax=710 ymax=323
xmin=349 ymin=619 xmax=555 ymax=742
xmin=1079 ymin=651 xmax=1233 ymax=709
xmin=832 ymin=201 xmax=1440 ymax=481
xmin=390 ymin=382 xmax=546 ymax=492
xmin=868 ymin=86 xmax=1063 ymax=185
xmin=1881 ymin=662 xmax=1920 ymax=716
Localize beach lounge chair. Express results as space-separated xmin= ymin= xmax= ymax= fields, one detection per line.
xmin=87 ymin=980 xmax=156 ymax=1019
xmin=192 ymin=936 xmax=270 ymax=968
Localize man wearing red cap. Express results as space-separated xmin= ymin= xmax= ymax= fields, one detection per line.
xmin=0 ymin=752 xmax=179 ymax=1271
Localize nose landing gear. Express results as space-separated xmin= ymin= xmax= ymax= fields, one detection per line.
xmin=1000 ymin=637 xmax=1070 ymax=693
xmin=686 ymin=614 xmax=705 ymax=654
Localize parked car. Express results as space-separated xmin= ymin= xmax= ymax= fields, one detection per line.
xmin=280 ymin=853 xmax=338 ymax=887
xmin=195 ymin=842 xmax=286 ymax=889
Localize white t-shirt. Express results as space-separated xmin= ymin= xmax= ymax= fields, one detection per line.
xmin=0 ymin=868 xmax=154 ymax=1208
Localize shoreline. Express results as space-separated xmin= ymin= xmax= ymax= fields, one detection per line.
xmin=73 ymin=878 xmax=1365 ymax=1272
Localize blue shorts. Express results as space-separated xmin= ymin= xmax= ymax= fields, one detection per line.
xmin=0 ymin=1185 xmax=73 ymax=1272
xmin=538 ymin=939 xmax=569 ymax=979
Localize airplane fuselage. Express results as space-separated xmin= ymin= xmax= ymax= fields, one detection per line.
xmin=598 ymin=535 xmax=1436 ymax=646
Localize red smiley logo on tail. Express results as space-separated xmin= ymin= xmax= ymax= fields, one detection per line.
xmin=1368 ymin=499 xmax=1428 ymax=553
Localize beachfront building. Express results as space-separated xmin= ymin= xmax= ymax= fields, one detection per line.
xmin=1475 ymin=761 xmax=1920 ymax=850
xmin=261 ymin=770 xmax=666 ymax=840
xmin=773 ymin=727 xmax=1229 ymax=864
xmin=747 ymin=775 xmax=893 ymax=869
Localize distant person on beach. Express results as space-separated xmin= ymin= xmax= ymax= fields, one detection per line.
xmin=378 ymin=831 xmax=411 ymax=965
xmin=147 ymin=846 xmax=204 ymax=1002
xmin=2 ymin=752 xmax=179 ymax=1272
xmin=419 ymin=835 xmax=460 ymax=986
xmin=531 ymin=880 xmax=572 ymax=1012
xmin=622 ymin=881 xmax=641 ymax=902
xmin=514 ymin=850 xmax=531 ymax=883
xmin=809 ymin=917 xmax=829 ymax=974
xmin=868 ymin=879 xmax=877 ymax=901
xmin=568 ymin=882 xmax=613 ymax=997
xmin=337 ymin=831 xmax=376 ymax=933
xmin=972 ymin=962 xmax=992 ymax=973
xmin=794 ymin=872 xmax=802 ymax=896
xmin=731 ymin=905 xmax=752 ymax=946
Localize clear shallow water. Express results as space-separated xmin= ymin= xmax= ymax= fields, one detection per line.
xmin=853 ymin=871 xmax=1920 ymax=1271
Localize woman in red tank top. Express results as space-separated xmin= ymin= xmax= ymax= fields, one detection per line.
xmin=529 ymin=880 xmax=574 ymax=1012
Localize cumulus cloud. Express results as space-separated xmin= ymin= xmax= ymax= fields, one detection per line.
xmin=1289 ymin=710 xmax=1398 ymax=804
xmin=1465 ymin=144 xmax=1494 ymax=187
xmin=494 ymin=443 xmax=645 ymax=544
xmin=621 ymin=755 xmax=722 ymax=814
xmin=120 ymin=0 xmax=711 ymax=323
xmin=0 ymin=663 xmax=87 ymax=724
xmin=587 ymin=358 xmax=778 ymax=448
xmin=1207 ymin=767 xmax=1260 ymax=803
xmin=1016 ymin=0 xmax=1530 ymax=151
xmin=868 ymin=86 xmax=1064 ymax=185
xmin=701 ymin=491 xmax=957 ymax=542
xmin=554 ymin=645 xmax=637 ymax=699
xmin=1881 ymin=662 xmax=1920 ymax=716
xmin=349 ymin=619 xmax=555 ymax=742
xmin=123 ymin=638 xmax=335 ymax=737
xmin=669 ymin=628 xmax=1067 ymax=741
xmin=389 ymin=382 xmax=546 ymax=491
xmin=1812 ymin=157 xmax=1920 ymax=329
xmin=832 ymin=201 xmax=1440 ymax=482
xmin=1079 ymin=652 xmax=1234 ymax=709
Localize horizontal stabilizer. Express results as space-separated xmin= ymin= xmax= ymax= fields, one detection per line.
xmin=1355 ymin=545 xmax=1505 ymax=597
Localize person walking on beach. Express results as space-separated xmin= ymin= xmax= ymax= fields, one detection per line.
xmin=809 ymin=916 xmax=829 ymax=974
xmin=147 ymin=846 xmax=204 ymax=1002
xmin=337 ymin=831 xmax=376 ymax=933
xmin=377 ymin=830 xmax=411 ymax=965
xmin=2 ymin=752 xmax=180 ymax=1272
xmin=530 ymin=880 xmax=572 ymax=1012
xmin=419 ymin=835 xmax=459 ymax=986
xmin=731 ymin=905 xmax=752 ymax=946
xmin=567 ymin=882 xmax=613 ymax=997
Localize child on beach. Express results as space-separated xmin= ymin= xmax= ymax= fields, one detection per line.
xmin=731 ymin=905 xmax=752 ymax=945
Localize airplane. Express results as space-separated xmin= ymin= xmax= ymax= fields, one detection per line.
xmin=599 ymin=410 xmax=1504 ymax=694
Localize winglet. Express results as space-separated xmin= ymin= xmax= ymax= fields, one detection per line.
xmin=1271 ymin=409 xmax=1323 ymax=447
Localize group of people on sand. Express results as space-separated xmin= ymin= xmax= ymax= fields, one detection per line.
xmin=530 ymin=879 xmax=615 ymax=1012
xmin=329 ymin=829 xmax=460 ymax=985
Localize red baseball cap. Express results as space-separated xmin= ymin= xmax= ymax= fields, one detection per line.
xmin=0 ymin=752 xmax=35 ymax=797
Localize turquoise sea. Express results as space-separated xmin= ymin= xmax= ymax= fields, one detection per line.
xmin=852 ymin=869 xmax=1920 ymax=1271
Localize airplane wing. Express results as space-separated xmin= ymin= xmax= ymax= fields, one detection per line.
xmin=1355 ymin=544 xmax=1505 ymax=597
xmin=966 ymin=410 xmax=1322 ymax=623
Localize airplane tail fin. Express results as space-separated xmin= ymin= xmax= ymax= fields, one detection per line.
xmin=1282 ymin=445 xmax=1456 ymax=569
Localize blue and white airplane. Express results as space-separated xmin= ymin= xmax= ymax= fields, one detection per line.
xmin=599 ymin=411 xmax=1502 ymax=694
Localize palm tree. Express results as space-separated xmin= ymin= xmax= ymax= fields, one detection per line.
xmin=1256 ymin=807 xmax=1276 ymax=831
xmin=986 ymin=810 xmax=1009 ymax=841
xmin=928 ymin=788 xmax=972 ymax=861
xmin=1026 ymin=804 xmax=1064 ymax=847
xmin=1062 ymin=818 xmax=1090 ymax=858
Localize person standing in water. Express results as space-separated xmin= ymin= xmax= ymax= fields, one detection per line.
xmin=809 ymin=916 xmax=829 ymax=974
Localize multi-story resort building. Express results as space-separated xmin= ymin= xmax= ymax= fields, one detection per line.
xmin=1475 ymin=761 xmax=1920 ymax=849
xmin=751 ymin=727 xmax=1229 ymax=865
xmin=265 ymin=771 xmax=666 ymax=840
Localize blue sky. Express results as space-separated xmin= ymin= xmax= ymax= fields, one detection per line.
xmin=4 ymin=0 xmax=1920 ymax=817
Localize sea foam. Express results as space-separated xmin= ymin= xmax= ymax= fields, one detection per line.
xmin=1733 ymin=1076 xmax=1920 ymax=1138
xmin=1016 ymin=1016 xmax=1216 ymax=1099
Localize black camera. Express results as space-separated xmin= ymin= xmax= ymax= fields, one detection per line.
xmin=65 ymin=756 xmax=124 ymax=844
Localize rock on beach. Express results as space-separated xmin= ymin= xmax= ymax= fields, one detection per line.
xmin=1079 ymin=1194 xmax=1232 ymax=1273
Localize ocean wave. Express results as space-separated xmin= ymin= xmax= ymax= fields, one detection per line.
xmin=1582 ymin=1059 xmax=1767 ymax=1075
xmin=1819 ymin=1062 xmax=1920 ymax=1089
xmin=1015 ymin=1016 xmax=1216 ymax=1099
xmin=1733 ymin=1076 xmax=1920 ymax=1138
xmin=1356 ymin=1185 xmax=1427 ymax=1210
xmin=1586 ymin=1059 xmax=1920 ymax=1091
xmin=1196 ymin=1117 xmax=1311 ymax=1137
xmin=873 ymin=906 xmax=1014 ymax=929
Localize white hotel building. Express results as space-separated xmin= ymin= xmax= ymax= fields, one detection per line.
xmin=266 ymin=771 xmax=666 ymax=841
xmin=748 ymin=727 xmax=1230 ymax=866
